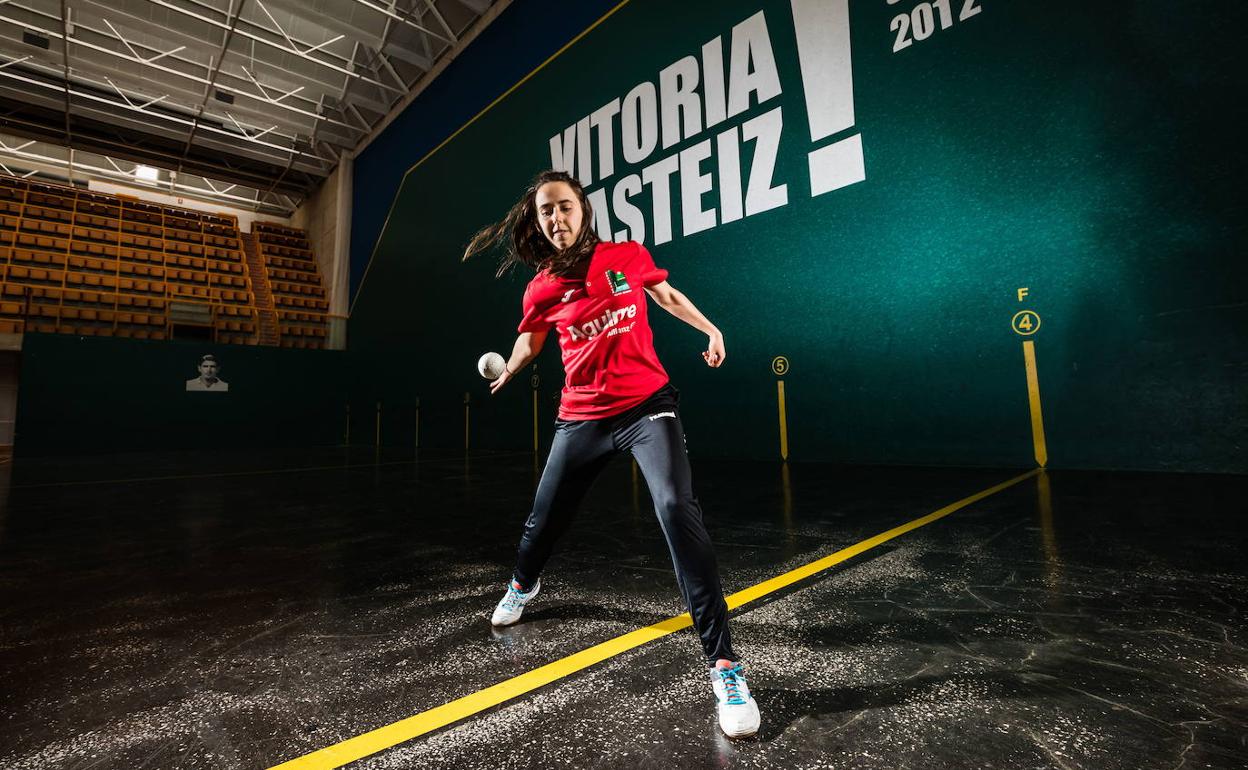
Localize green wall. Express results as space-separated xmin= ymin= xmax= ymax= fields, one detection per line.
xmin=345 ymin=0 xmax=1244 ymax=473
xmin=16 ymin=334 xmax=348 ymax=456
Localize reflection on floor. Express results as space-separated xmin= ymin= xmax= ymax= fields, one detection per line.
xmin=0 ymin=448 xmax=1244 ymax=769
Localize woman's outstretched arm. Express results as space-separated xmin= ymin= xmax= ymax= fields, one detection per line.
xmin=644 ymin=281 xmax=725 ymax=368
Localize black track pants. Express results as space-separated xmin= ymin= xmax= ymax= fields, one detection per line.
xmin=511 ymin=386 xmax=736 ymax=666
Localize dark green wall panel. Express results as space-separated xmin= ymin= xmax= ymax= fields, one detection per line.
xmin=348 ymin=0 xmax=1244 ymax=472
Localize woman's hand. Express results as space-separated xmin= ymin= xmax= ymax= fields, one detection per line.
xmin=490 ymin=331 xmax=547 ymax=395
xmin=490 ymin=366 xmax=515 ymax=395
xmin=703 ymin=331 xmax=726 ymax=368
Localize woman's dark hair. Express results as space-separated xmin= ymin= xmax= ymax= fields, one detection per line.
xmin=463 ymin=170 xmax=601 ymax=278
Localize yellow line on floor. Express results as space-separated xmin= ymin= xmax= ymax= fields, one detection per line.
xmin=267 ymin=468 xmax=1040 ymax=769
xmin=726 ymin=468 xmax=1040 ymax=608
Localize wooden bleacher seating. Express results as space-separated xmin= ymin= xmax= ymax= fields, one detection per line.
xmin=0 ymin=174 xmax=259 ymax=345
xmin=252 ymin=221 xmax=330 ymax=349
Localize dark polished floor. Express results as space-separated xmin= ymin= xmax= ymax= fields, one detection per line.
xmin=0 ymin=448 xmax=1245 ymax=769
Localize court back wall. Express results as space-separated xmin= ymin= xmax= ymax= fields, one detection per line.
xmin=16 ymin=335 xmax=347 ymax=457
xmin=348 ymin=0 xmax=1246 ymax=474
xmin=350 ymin=0 xmax=619 ymax=301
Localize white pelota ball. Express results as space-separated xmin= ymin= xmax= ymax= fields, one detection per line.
xmin=478 ymin=352 xmax=506 ymax=379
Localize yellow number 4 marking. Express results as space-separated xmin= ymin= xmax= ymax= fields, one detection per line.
xmin=1012 ymin=310 xmax=1041 ymax=336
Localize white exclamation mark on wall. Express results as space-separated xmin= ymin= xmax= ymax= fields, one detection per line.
xmin=790 ymin=0 xmax=865 ymax=196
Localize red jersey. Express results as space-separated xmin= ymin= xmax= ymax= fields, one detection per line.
xmin=518 ymin=241 xmax=670 ymax=420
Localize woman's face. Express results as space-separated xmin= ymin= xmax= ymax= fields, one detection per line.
xmin=535 ymin=181 xmax=584 ymax=251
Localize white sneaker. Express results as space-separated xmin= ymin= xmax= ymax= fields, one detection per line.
xmin=711 ymin=659 xmax=760 ymax=738
xmin=490 ymin=579 xmax=540 ymax=626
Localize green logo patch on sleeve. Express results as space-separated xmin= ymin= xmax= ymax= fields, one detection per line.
xmin=606 ymin=269 xmax=631 ymax=295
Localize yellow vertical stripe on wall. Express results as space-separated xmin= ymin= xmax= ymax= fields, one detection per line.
xmin=1022 ymin=340 xmax=1048 ymax=467
xmin=777 ymin=380 xmax=789 ymax=460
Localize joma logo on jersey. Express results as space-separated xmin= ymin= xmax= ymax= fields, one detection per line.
xmin=568 ymin=303 xmax=637 ymax=341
